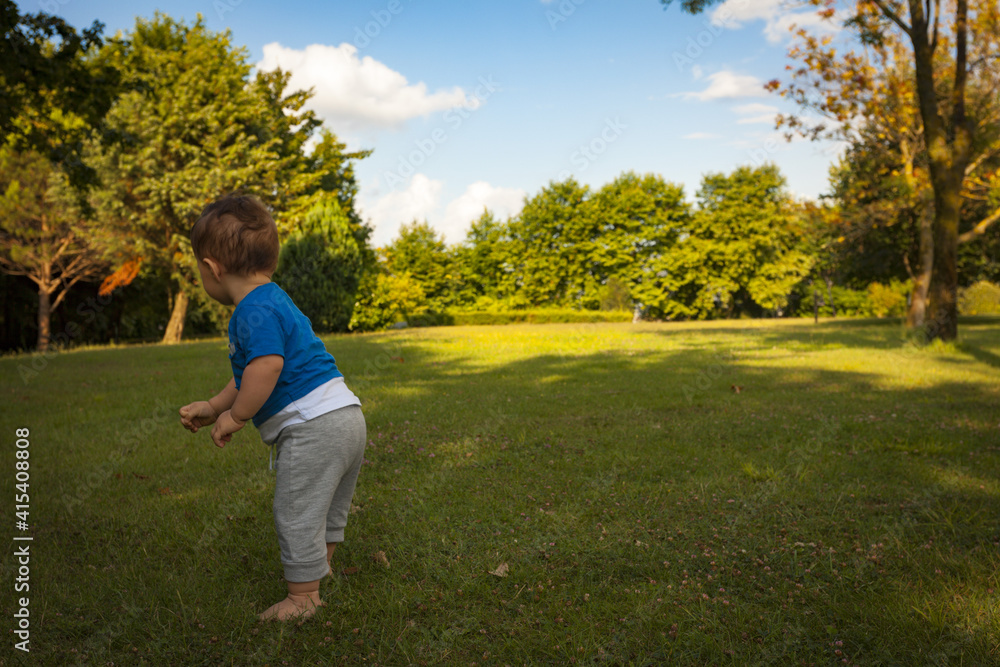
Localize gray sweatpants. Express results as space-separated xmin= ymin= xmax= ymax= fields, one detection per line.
xmin=272 ymin=404 xmax=366 ymax=583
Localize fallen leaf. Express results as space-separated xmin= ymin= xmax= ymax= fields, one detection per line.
xmin=133 ymin=473 xmax=149 ymax=480
xmin=373 ymin=551 xmax=390 ymax=568
xmin=158 ymin=487 xmax=172 ymax=495
xmin=489 ymin=562 xmax=509 ymax=577
xmin=731 ymin=385 xmax=743 ymax=394
xmin=342 ymin=567 xmax=359 ymax=576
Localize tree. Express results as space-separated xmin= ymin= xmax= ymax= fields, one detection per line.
xmin=506 ymin=178 xmax=592 ymax=306
xmin=587 ymin=172 xmax=689 ymax=314
xmin=349 ymin=269 xmax=428 ymax=331
xmin=826 ymin=122 xmax=930 ymax=294
xmin=0 ymin=147 xmax=107 ymax=351
xmin=667 ymin=165 xmax=813 ymax=318
xmin=89 ymin=13 xmax=369 ymax=343
xmin=449 ymin=209 xmax=513 ymax=307
xmin=0 ymin=0 xmax=118 ymax=189
xmin=665 ymin=0 xmax=1000 ymax=339
xmin=272 ymin=200 xmax=363 ymax=333
xmin=384 ymin=221 xmax=455 ymax=311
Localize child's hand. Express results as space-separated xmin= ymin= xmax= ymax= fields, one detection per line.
xmin=179 ymin=401 xmax=218 ymax=432
xmin=210 ymin=410 xmax=245 ymax=448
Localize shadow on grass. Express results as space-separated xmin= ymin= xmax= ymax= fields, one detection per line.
xmin=338 ymin=323 xmax=1000 ymax=661
xmin=10 ymin=319 xmax=1000 ymax=664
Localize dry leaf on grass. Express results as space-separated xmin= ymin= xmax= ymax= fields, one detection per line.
xmin=489 ymin=562 xmax=509 ymax=577
xmin=372 ymin=551 xmax=390 ymax=568
xmin=731 ymin=385 xmax=743 ymax=394
xmin=342 ymin=566 xmax=359 ymax=576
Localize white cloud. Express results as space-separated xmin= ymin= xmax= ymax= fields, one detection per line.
xmin=736 ymin=114 xmax=777 ymax=125
xmin=361 ymin=174 xmax=443 ymax=246
xmin=733 ymin=102 xmax=779 ymax=125
xmin=441 ymin=182 xmax=525 ymax=243
xmin=360 ymin=177 xmax=525 ymax=246
xmin=682 ymin=70 xmax=768 ymax=101
xmin=732 ymin=103 xmax=779 ymax=115
xmin=710 ymin=0 xmax=784 ymax=27
xmin=682 ymin=132 xmax=722 ymax=140
xmin=710 ymin=0 xmax=841 ymax=44
xmin=257 ymin=42 xmax=478 ymax=131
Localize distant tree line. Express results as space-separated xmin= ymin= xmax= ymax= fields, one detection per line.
xmin=2 ymin=2 xmax=999 ymax=352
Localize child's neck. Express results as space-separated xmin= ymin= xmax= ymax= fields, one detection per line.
xmin=227 ymin=272 xmax=272 ymax=306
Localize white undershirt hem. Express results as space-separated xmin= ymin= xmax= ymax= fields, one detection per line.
xmin=257 ymin=377 xmax=361 ymax=444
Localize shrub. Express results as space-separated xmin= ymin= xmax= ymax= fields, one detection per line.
xmin=447 ymin=309 xmax=632 ymax=326
xmin=797 ymin=284 xmax=870 ymax=317
xmin=866 ymin=280 xmax=909 ymax=318
xmin=349 ymin=272 xmax=428 ymax=332
xmin=599 ymin=277 xmax=633 ymax=312
xmin=958 ymin=281 xmax=1000 ymax=315
xmin=273 ymin=201 xmax=363 ymax=333
xmin=795 ymin=280 xmax=909 ymax=318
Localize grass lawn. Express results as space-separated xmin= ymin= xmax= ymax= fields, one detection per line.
xmin=2 ymin=318 xmax=1000 ymax=666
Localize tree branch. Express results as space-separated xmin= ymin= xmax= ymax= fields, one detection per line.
xmin=871 ymin=0 xmax=913 ymax=36
xmin=965 ymin=144 xmax=1000 ymax=177
xmin=958 ymin=207 xmax=1000 ymax=243
xmin=51 ymin=271 xmax=93 ymax=312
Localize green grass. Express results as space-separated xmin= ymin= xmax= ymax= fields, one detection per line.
xmin=2 ymin=318 xmax=1000 ymax=666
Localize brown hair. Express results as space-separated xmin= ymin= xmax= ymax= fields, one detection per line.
xmin=190 ymin=194 xmax=279 ymax=276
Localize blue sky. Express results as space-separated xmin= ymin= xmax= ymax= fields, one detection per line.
xmin=30 ymin=0 xmax=844 ymax=245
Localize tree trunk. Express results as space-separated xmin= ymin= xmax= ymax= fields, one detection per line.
xmin=37 ymin=287 xmax=52 ymax=352
xmin=926 ymin=179 xmax=961 ymax=341
xmin=824 ymin=277 xmax=836 ymax=318
xmin=904 ymin=0 xmax=969 ymax=341
xmin=162 ymin=289 xmax=189 ymax=344
xmin=906 ymin=210 xmax=934 ymax=329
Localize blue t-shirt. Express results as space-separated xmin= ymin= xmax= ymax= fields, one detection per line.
xmin=228 ymin=282 xmax=342 ymax=426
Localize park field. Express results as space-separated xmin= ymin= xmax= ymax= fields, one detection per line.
xmin=2 ymin=318 xmax=1000 ymax=665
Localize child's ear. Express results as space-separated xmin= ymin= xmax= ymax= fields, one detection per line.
xmin=202 ymin=258 xmax=224 ymax=281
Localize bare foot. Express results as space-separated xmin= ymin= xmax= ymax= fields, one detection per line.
xmin=258 ymin=592 xmax=324 ymax=622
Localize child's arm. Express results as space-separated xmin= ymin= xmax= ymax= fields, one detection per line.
xmin=179 ymin=378 xmax=238 ymax=433
xmin=210 ymin=355 xmax=284 ymax=448
xmin=208 ymin=378 xmax=238 ymax=414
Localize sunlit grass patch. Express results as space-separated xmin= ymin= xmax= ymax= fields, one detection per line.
xmin=1 ymin=319 xmax=999 ymax=665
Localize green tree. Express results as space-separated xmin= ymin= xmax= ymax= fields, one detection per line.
xmin=89 ymin=13 xmax=368 ymax=343
xmin=349 ymin=269 xmax=428 ymax=332
xmin=826 ymin=128 xmax=927 ymax=291
xmin=506 ymin=178 xmax=592 ymax=306
xmin=272 ymin=200 xmax=363 ymax=333
xmin=669 ymin=165 xmax=813 ymax=318
xmin=588 ymin=172 xmax=689 ymax=315
xmin=452 ymin=209 xmax=510 ymax=306
xmin=0 ymin=147 xmax=108 ymax=351
xmin=384 ymin=221 xmax=455 ymax=311
xmin=1 ymin=0 xmax=118 ymax=189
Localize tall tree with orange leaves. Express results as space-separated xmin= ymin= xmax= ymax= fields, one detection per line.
xmin=664 ymin=0 xmax=1000 ymax=340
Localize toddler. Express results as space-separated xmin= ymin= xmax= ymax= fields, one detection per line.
xmin=179 ymin=194 xmax=366 ymax=621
